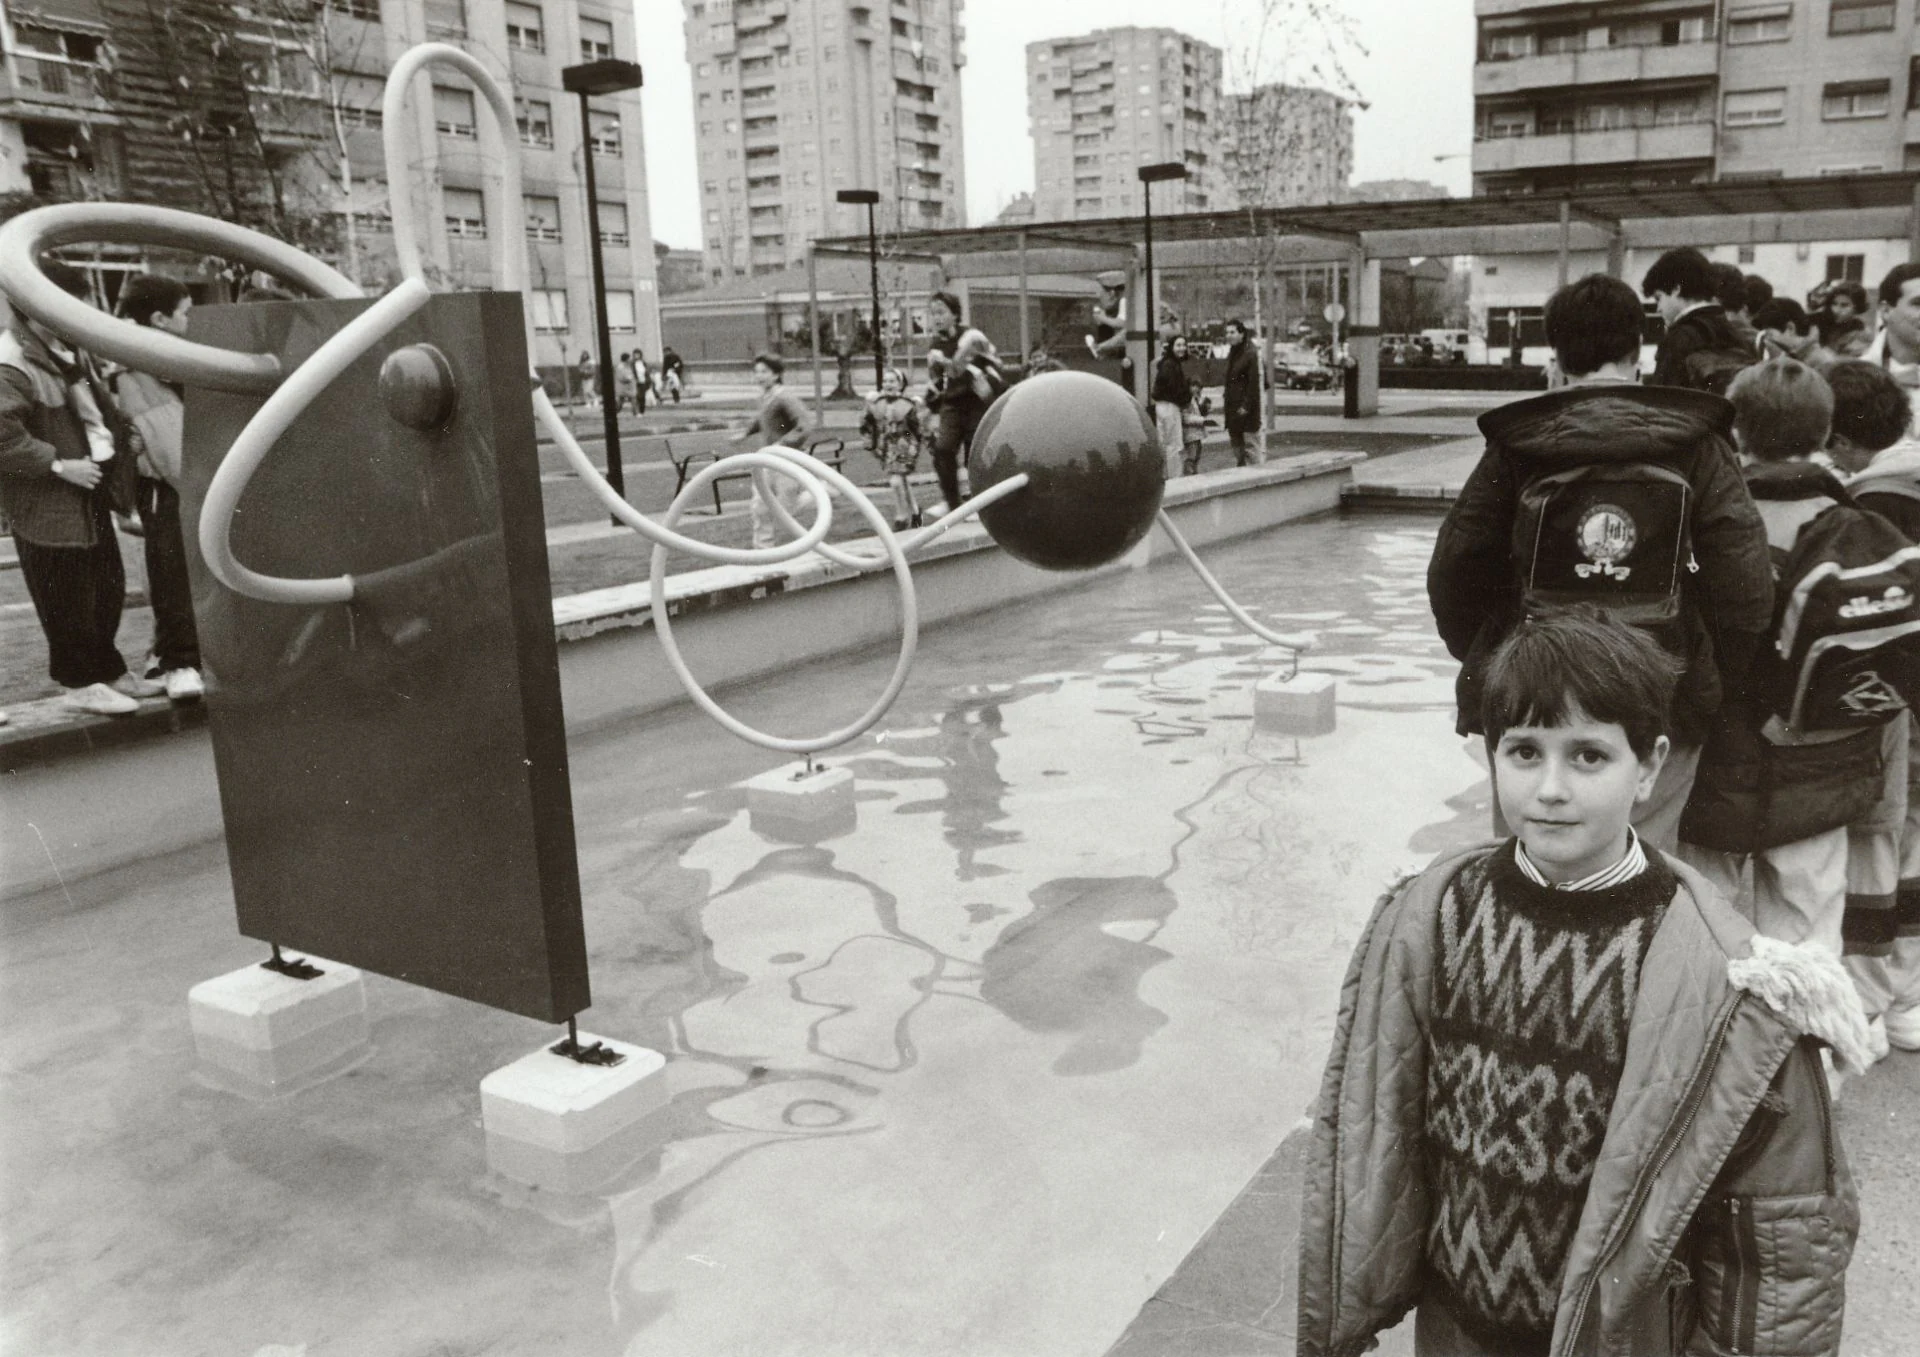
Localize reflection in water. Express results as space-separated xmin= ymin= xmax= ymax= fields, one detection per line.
xmin=978 ymin=876 xmax=1176 ymax=1075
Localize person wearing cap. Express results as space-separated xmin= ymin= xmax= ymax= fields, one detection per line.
xmin=1086 ymin=272 xmax=1133 ymax=391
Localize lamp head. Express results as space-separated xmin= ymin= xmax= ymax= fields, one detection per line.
xmin=836 ymin=189 xmax=881 ymax=205
xmin=561 ymin=59 xmax=644 ymax=96
xmin=1137 ymin=162 xmax=1188 ymax=184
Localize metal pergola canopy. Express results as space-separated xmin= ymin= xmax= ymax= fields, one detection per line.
xmin=815 ymin=171 xmax=1920 ymax=259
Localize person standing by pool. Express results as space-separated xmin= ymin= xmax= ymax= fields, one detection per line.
xmin=737 ymin=352 xmax=815 ymax=549
xmin=1221 ymin=320 xmax=1262 ymax=467
xmin=924 ymin=290 xmax=998 ymax=514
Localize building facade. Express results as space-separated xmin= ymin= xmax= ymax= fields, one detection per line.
xmin=1473 ymin=0 xmax=1920 ymax=195
xmin=682 ymin=0 xmax=968 ymax=283
xmin=1220 ymin=83 xmax=1353 ymax=208
xmin=0 ymin=0 xmax=661 ymax=367
xmin=1025 ymin=27 xmax=1227 ymax=220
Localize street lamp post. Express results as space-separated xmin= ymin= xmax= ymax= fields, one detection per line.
xmin=836 ymin=188 xmax=882 ymax=391
xmin=561 ymin=57 xmax=644 ymax=520
xmin=1137 ymin=162 xmax=1188 ymax=400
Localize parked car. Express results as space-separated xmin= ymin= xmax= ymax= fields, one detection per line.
xmin=1272 ymin=341 xmax=1338 ymax=390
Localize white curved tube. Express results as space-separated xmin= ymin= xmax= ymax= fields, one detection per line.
xmin=199 ymin=279 xmax=433 ymax=605
xmin=1154 ymin=510 xmax=1315 ymax=664
xmin=650 ymin=448 xmax=920 ymax=754
xmin=754 ymin=469 xmax=1031 ymax=572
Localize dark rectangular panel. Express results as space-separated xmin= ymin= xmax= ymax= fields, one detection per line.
xmin=176 ymin=292 xmax=587 ymax=1021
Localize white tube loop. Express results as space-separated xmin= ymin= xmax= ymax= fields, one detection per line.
xmin=755 ymin=468 xmax=1031 ymax=572
xmin=1154 ymin=509 xmax=1314 ymax=674
xmin=650 ymin=448 xmax=919 ymax=754
xmin=199 ymin=279 xmax=434 ymax=605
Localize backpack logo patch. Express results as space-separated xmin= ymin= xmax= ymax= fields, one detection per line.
xmin=1573 ymin=503 xmax=1636 ymax=580
xmin=1838 ymin=585 xmax=1916 ymax=621
xmin=1840 ymin=670 xmax=1906 ymax=717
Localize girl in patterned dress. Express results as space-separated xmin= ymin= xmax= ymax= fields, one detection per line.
xmin=861 ymin=367 xmax=926 ymax=531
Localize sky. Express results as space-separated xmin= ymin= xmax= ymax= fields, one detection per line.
xmin=632 ymin=0 xmax=1476 ymax=249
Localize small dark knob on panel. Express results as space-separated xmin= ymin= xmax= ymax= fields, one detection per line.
xmin=379 ymin=343 xmax=458 ymax=431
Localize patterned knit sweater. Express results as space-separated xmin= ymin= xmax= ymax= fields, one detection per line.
xmin=1424 ymin=846 xmax=1675 ymax=1353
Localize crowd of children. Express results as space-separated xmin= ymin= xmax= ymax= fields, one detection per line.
xmin=1302 ymin=254 xmax=1920 ymax=1355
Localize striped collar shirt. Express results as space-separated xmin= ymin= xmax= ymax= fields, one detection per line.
xmin=1514 ymin=829 xmax=1648 ymax=891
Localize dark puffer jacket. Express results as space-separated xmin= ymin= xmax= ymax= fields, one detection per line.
xmin=1297 ymin=843 xmax=1873 ymax=1357
xmin=1427 ymin=383 xmax=1774 ymax=745
xmin=1652 ymin=303 xmax=1752 ymax=391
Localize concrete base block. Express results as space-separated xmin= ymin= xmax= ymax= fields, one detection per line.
xmin=188 ymin=958 xmax=371 ymax=1098
xmin=1254 ymin=671 xmax=1338 ymax=737
xmin=480 ymin=1035 xmax=668 ymax=1194
xmin=745 ymin=762 xmax=854 ymax=821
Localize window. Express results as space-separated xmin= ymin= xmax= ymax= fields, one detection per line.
xmin=1822 ymin=79 xmax=1890 ymax=119
xmin=1486 ymin=110 xmax=1532 ymax=138
xmin=580 ymin=17 xmax=614 ymax=61
xmin=424 ymin=0 xmax=465 ymax=38
xmin=334 ymin=73 xmax=385 ymax=128
xmin=338 ymin=0 xmax=380 ymax=17
xmin=1828 ymin=0 xmax=1893 ymax=32
xmin=443 ymin=187 xmax=486 ymax=238
xmin=240 ymin=34 xmax=319 ymax=97
xmin=1912 ymin=55 xmax=1920 ymax=111
xmin=523 ymin=195 xmax=561 ymax=241
xmin=1826 ymin=253 xmax=1865 ymax=282
xmin=1482 ymin=29 xmax=1534 ymax=60
xmin=516 ymin=98 xmax=552 ymax=147
xmin=1723 ymin=87 xmax=1787 ymax=126
xmin=530 ymin=288 xmax=568 ymax=334
xmin=1608 ymin=15 xmax=1712 ymax=45
xmin=598 ymin=202 xmax=629 ymax=246
xmin=604 ymin=290 xmax=636 ymax=334
xmin=433 ymin=85 xmax=477 ymax=139
xmin=1538 ymin=24 xmax=1587 ymax=53
xmin=505 ymin=2 xmax=544 ymax=51
xmin=1737 ymin=244 xmax=1757 ymax=263
xmin=590 ymin=111 xmax=622 ymax=156
xmin=1727 ymin=4 xmax=1792 ymax=41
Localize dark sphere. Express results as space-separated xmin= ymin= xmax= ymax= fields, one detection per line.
xmin=968 ymin=370 xmax=1164 ymax=572
xmin=378 ymin=343 xmax=458 ymax=432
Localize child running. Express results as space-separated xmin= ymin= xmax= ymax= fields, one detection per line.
xmin=860 ymin=367 xmax=926 ymax=532
xmin=1298 ymin=607 xmax=1871 ymax=1357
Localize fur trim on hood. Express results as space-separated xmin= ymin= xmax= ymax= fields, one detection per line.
xmin=1850 ymin=437 xmax=1920 ymax=487
xmin=1728 ymin=934 xmax=1876 ymax=1073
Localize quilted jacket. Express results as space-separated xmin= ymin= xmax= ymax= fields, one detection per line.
xmin=1297 ymin=843 xmax=1873 ymax=1357
xmin=1428 ymin=385 xmax=1774 ymax=746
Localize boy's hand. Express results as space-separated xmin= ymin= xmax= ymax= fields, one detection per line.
xmin=51 ymin=458 xmax=102 ymax=489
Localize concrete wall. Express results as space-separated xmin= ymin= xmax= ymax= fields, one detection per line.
xmin=0 ymin=454 xmax=1359 ymax=903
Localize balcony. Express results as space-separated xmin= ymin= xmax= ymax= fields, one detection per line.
xmin=2 ymin=53 xmax=112 ymax=112
xmin=1473 ymin=120 xmax=1714 ymax=173
xmin=1476 ymin=39 xmax=1719 ymax=95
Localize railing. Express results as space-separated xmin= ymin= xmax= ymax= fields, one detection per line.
xmin=1474 ymin=111 xmax=1714 ymax=140
xmin=1481 ymin=28 xmax=1716 ymax=61
xmin=8 ymin=53 xmax=108 ymax=101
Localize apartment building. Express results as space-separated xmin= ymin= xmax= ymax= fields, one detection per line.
xmin=1221 ymin=83 xmax=1353 ymax=208
xmin=1026 ymin=27 xmax=1227 ymax=220
xmin=0 ymin=0 xmax=661 ymax=366
xmin=1473 ymin=0 xmax=1920 ymax=195
xmin=683 ymin=0 xmax=968 ymax=282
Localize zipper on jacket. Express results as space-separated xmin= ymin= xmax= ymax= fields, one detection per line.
xmin=1725 ymin=1195 xmax=1757 ymax=1354
xmin=1557 ymin=993 xmax=1745 ymax=1357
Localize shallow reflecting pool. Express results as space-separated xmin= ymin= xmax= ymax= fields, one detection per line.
xmin=3 ymin=514 xmax=1492 ymax=1357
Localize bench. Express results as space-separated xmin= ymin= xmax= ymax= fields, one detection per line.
xmin=664 ymin=436 xmax=847 ymax=516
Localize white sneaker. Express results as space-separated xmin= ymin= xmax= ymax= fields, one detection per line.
xmin=110 ymin=672 xmax=164 ymax=700
xmin=164 ymin=667 xmax=204 ymax=702
xmin=1885 ymin=1005 xmax=1920 ymax=1053
xmin=64 ymin=682 xmax=138 ymax=716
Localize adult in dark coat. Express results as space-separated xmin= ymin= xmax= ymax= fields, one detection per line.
xmin=1221 ymin=319 xmax=1261 ymax=467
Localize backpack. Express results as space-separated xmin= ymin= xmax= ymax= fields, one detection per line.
xmin=1680 ymin=344 xmax=1756 ymax=396
xmin=1766 ymin=493 xmax=1920 ymax=732
xmin=1514 ymin=460 xmax=1695 ymax=632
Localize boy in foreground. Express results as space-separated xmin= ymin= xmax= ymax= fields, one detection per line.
xmin=1298 ymin=609 xmax=1871 ymax=1357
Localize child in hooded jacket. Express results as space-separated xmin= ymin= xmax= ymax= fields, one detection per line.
xmin=861 ymin=367 xmax=926 ymax=531
xmin=1825 ymin=359 xmax=1920 ymax=1054
xmin=1298 ymin=608 xmax=1870 ymax=1357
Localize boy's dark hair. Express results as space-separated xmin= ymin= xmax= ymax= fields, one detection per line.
xmin=1642 ymin=247 xmax=1716 ymax=303
xmin=39 ymin=257 xmax=90 ymax=301
xmin=1481 ymin=606 xmax=1679 ymax=761
xmin=930 ymin=290 xmax=962 ymax=320
xmin=1744 ymin=273 xmax=1775 ymax=312
xmin=118 ymin=274 xmax=190 ymax=327
xmin=1224 ymin=318 xmax=1246 ymax=335
xmin=752 ymin=351 xmax=784 ymax=377
xmin=1752 ymin=298 xmax=1810 ymax=335
xmin=1709 ymin=262 xmax=1749 ymax=312
xmin=1826 ymin=360 xmax=1914 ymax=454
xmin=1727 ymin=357 xmax=1834 ymax=462
xmin=1879 ymin=262 xmax=1920 ymax=308
xmin=1542 ymin=273 xmax=1642 ymax=376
